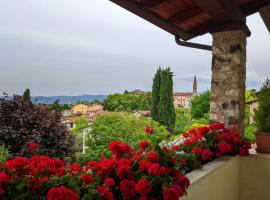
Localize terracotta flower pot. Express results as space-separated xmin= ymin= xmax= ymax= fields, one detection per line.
xmin=256 ymin=132 xmax=270 ymax=153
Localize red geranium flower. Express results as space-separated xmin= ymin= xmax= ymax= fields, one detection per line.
xmin=104 ymin=178 xmax=115 ymax=187
xmin=0 ymin=171 xmax=9 ymax=186
xmin=192 ymin=147 xmax=202 ymax=154
xmin=97 ymin=186 xmax=114 ymax=200
xmin=201 ymin=149 xmax=213 ymax=161
xmin=69 ymin=163 xmax=82 ymax=175
xmin=146 ymin=152 xmax=159 ymax=163
xmin=120 ymin=180 xmax=136 ymax=199
xmin=46 ymin=186 xmax=80 ymax=200
xmin=139 ymin=141 xmax=149 ymax=149
xmin=145 ymin=127 xmax=154 ymax=134
xmin=81 ymin=174 xmax=95 ymax=184
xmin=179 ymin=158 xmax=187 ymax=166
xmin=136 ymin=178 xmax=152 ymax=195
xmin=29 ymin=142 xmax=40 ymax=151
xmin=218 ymin=142 xmax=232 ymax=153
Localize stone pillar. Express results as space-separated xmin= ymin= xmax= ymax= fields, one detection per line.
xmin=210 ymin=30 xmax=246 ymax=135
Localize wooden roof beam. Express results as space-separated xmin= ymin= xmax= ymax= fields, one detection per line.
xmin=260 ymin=5 xmax=270 ymax=33
xmin=109 ymin=0 xmax=190 ymax=40
xmin=241 ymin=0 xmax=270 ymax=16
xmin=169 ymin=6 xmax=203 ymax=24
xmin=139 ymin=0 xmax=165 ymax=8
xmin=189 ymin=21 xmax=251 ymax=37
xmin=193 ymin=0 xmax=245 ymax=22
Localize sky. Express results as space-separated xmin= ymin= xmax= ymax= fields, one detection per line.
xmin=0 ymin=0 xmax=269 ymax=96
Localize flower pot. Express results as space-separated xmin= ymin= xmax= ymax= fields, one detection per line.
xmin=256 ymin=132 xmax=270 ymax=153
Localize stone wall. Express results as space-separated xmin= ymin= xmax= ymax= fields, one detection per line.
xmin=210 ymin=30 xmax=247 ymax=135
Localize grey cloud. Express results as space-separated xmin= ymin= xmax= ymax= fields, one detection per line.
xmin=0 ymin=0 xmax=269 ymax=96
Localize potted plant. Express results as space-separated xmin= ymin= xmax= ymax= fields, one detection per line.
xmin=254 ymin=78 xmax=270 ymax=153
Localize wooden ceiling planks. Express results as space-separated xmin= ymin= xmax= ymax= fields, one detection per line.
xmin=109 ymin=0 xmax=270 ymax=40
xmin=260 ymin=5 xmax=270 ymax=33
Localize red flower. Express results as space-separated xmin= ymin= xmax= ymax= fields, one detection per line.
xmin=29 ymin=142 xmax=40 ymax=151
xmin=218 ymin=142 xmax=232 ymax=153
xmin=209 ymin=122 xmax=224 ymax=130
xmin=97 ymin=186 xmax=114 ymax=200
xmin=201 ymin=149 xmax=213 ymax=161
xmin=145 ymin=127 xmax=154 ymax=134
xmin=104 ymin=178 xmax=115 ymax=187
xmin=69 ymin=163 xmax=82 ymax=175
xmin=163 ymin=187 xmax=180 ymax=200
xmin=172 ymin=145 xmax=180 ymax=151
xmin=179 ymin=158 xmax=187 ymax=166
xmin=46 ymin=186 xmax=80 ymax=200
xmin=138 ymin=160 xmax=151 ymax=172
xmin=108 ymin=141 xmax=133 ymax=158
xmin=239 ymin=147 xmax=249 ymax=157
xmin=139 ymin=141 xmax=149 ymax=149
xmin=120 ymin=180 xmax=136 ymax=199
xmin=192 ymin=147 xmax=202 ymax=154
xmin=0 ymin=171 xmax=9 ymax=186
xmin=148 ymin=163 xmax=166 ymax=176
xmin=136 ymin=178 xmax=152 ymax=195
xmin=146 ymin=152 xmax=159 ymax=163
xmin=117 ymin=164 xmax=131 ymax=178
xmin=81 ymin=174 xmax=95 ymax=184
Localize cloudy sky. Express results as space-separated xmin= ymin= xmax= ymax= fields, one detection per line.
xmin=0 ymin=0 xmax=269 ymax=96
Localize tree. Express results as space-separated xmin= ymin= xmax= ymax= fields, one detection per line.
xmin=103 ymin=93 xmax=151 ymax=112
xmin=174 ymin=108 xmax=192 ymax=134
xmin=23 ymin=88 xmax=31 ymax=101
xmin=0 ymin=95 xmax=75 ymax=159
xmin=191 ymin=90 xmax=210 ymax=119
xmin=151 ymin=67 xmax=161 ymax=121
xmin=254 ymin=78 xmax=270 ymax=132
xmin=84 ymin=112 xmax=169 ymax=161
xmin=158 ymin=68 xmax=175 ymax=132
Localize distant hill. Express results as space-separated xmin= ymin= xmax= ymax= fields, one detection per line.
xmin=1 ymin=95 xmax=107 ymax=104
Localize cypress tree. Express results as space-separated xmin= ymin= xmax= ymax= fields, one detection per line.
xmin=151 ymin=67 xmax=162 ymax=121
xmin=23 ymin=88 xmax=31 ymax=102
xmin=158 ymin=68 xmax=175 ymax=133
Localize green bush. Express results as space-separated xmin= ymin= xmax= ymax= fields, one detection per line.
xmin=174 ymin=108 xmax=192 ymax=134
xmin=191 ymin=90 xmax=210 ymax=119
xmin=84 ymin=112 xmax=169 ymax=161
xmin=103 ymin=93 xmax=151 ymax=112
xmin=244 ymin=124 xmax=256 ymax=143
xmin=254 ymin=78 xmax=270 ymax=132
xmin=0 ymin=144 xmax=10 ymax=162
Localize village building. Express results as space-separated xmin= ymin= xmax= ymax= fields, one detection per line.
xmin=71 ymin=104 xmax=88 ymax=115
xmin=87 ymin=104 xmax=104 ymax=117
xmin=173 ymin=75 xmax=197 ymax=108
xmin=62 ymin=109 xmax=72 ymax=117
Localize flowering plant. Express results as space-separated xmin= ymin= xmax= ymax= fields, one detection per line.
xmin=0 ymin=123 xmax=250 ymax=200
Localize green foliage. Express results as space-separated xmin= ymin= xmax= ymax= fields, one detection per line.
xmin=103 ymin=93 xmax=151 ymax=112
xmin=158 ymin=68 xmax=175 ymax=132
xmin=244 ymin=124 xmax=256 ymax=142
xmin=23 ymin=88 xmax=31 ymax=101
xmin=0 ymin=144 xmax=10 ymax=162
xmin=84 ymin=112 xmax=169 ymax=161
xmin=151 ymin=67 xmax=162 ymax=121
xmin=72 ymin=118 xmax=89 ymax=133
xmin=174 ymin=108 xmax=192 ymax=134
xmin=0 ymin=95 xmax=75 ymax=159
xmin=188 ymin=123 xmax=208 ymax=129
xmin=191 ymin=90 xmax=210 ymax=119
xmin=254 ymin=78 xmax=270 ymax=132
xmin=245 ymin=89 xmax=256 ymax=126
